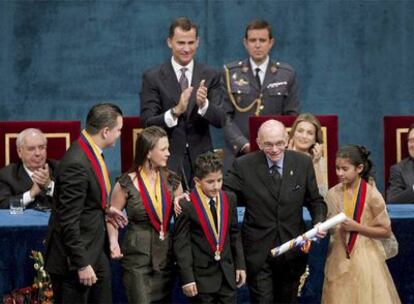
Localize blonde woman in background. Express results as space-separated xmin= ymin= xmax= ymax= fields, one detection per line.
xmin=289 ymin=113 xmax=328 ymax=197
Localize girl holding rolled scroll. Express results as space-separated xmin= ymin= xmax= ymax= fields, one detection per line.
xmin=322 ymin=145 xmax=400 ymax=304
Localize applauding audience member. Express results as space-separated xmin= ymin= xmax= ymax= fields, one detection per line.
xmin=0 ymin=128 xmax=57 ymax=209
xmin=140 ymin=17 xmax=225 ymax=190
xmin=387 ymin=124 xmax=414 ymax=203
xmin=288 ymin=113 xmax=328 ymax=197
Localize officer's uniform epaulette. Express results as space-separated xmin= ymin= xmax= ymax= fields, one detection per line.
xmin=271 ymin=61 xmax=294 ymax=72
xmin=224 ymin=60 xmax=246 ymax=70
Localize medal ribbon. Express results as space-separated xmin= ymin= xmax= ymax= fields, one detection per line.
xmin=137 ymin=170 xmax=172 ymax=235
xmin=344 ymin=178 xmax=367 ymax=258
xmin=78 ymin=130 xmax=111 ymax=209
xmin=190 ymin=186 xmax=229 ymax=258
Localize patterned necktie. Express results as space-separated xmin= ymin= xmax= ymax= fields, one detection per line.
xmin=179 ymin=67 xmax=189 ymax=91
xmin=270 ymin=164 xmax=281 ymax=179
xmin=255 ymin=67 xmax=261 ymax=89
xmin=209 ymin=199 xmax=218 ymax=230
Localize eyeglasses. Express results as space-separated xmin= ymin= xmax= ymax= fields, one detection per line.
xmin=262 ymin=141 xmax=286 ymax=150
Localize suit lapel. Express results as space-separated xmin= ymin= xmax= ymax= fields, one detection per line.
xmin=160 ymin=62 xmax=181 ymax=108
xmin=75 ymin=142 xmax=103 ymax=207
xmin=280 ymin=151 xmax=299 ymax=197
xmin=17 ymin=163 xmax=34 ymax=189
xmin=246 ymin=60 xmax=261 ymax=92
xmin=186 ymin=62 xmax=201 ymax=119
xmin=255 ymin=153 xmax=280 ymax=200
xmin=404 ymin=158 xmax=414 ymax=185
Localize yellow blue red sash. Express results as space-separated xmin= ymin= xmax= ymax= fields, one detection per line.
xmin=137 ymin=170 xmax=172 ymax=240
xmin=78 ymin=130 xmax=111 ymax=209
xmin=190 ymin=187 xmax=229 ymax=261
xmin=345 ymin=179 xmax=367 ymax=258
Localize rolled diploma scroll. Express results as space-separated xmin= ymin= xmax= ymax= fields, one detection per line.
xmin=270 ymin=212 xmax=347 ymax=257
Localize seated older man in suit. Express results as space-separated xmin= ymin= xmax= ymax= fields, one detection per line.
xmin=0 ymin=128 xmax=57 ymax=209
xmin=387 ymin=123 xmax=414 ymax=203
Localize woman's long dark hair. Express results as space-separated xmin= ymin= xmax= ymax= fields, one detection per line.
xmin=128 ymin=126 xmax=168 ymax=174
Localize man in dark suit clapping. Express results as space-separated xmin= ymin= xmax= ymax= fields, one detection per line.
xmin=224 ymin=119 xmax=327 ymax=303
xmin=45 ymin=103 xmax=127 ymax=304
xmin=0 ymin=128 xmax=57 ymax=210
xmin=140 ymin=17 xmax=225 ymax=190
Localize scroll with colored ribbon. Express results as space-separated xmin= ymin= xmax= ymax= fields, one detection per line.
xmin=190 ymin=186 xmax=229 ymax=261
xmin=78 ymin=130 xmax=111 ymax=209
xmin=270 ymin=212 xmax=347 ymax=257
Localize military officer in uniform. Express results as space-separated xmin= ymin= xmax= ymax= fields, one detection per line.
xmin=222 ymin=19 xmax=300 ymax=171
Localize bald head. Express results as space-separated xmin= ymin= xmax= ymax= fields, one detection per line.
xmin=257 ymin=120 xmax=286 ymax=140
xmin=257 ymin=120 xmax=288 ymax=162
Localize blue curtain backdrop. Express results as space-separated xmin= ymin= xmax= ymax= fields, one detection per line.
xmin=1 ymin=0 xmax=414 ymax=191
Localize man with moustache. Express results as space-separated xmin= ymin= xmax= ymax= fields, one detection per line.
xmin=222 ymin=19 xmax=300 ymax=171
xmin=45 ymin=103 xmax=128 ymax=304
xmin=140 ymin=17 xmax=225 ymax=190
xmin=224 ymin=119 xmax=326 ymax=303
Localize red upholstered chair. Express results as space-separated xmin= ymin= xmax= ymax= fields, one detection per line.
xmin=383 ymin=116 xmax=414 ymax=188
xmin=120 ymin=116 xmax=143 ymax=173
xmin=249 ymin=115 xmax=338 ymax=187
xmin=0 ymin=120 xmax=81 ymax=168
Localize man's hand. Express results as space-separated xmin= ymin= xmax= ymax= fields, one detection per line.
xmin=29 ymin=182 xmax=42 ymax=198
xmin=174 ymin=87 xmax=193 ymax=116
xmin=182 ymin=282 xmax=198 ymax=297
xmin=196 ymin=79 xmax=207 ymax=108
xmin=32 ymin=163 xmax=51 ymax=188
xmin=236 ymin=269 xmax=246 ymax=288
xmin=78 ymin=265 xmax=97 ymax=286
xmin=173 ymin=192 xmax=190 ymax=216
xmin=106 ymin=206 xmax=128 ymax=229
xmin=240 ymin=143 xmax=251 ymax=154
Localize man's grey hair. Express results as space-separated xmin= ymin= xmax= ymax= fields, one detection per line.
xmin=16 ymin=128 xmax=47 ymax=148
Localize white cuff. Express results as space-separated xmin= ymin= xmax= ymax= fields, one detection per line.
xmin=22 ymin=190 xmax=34 ymax=207
xmin=197 ymin=99 xmax=209 ymax=116
xmin=47 ymin=180 xmax=55 ymax=196
xmin=164 ymin=110 xmax=178 ymax=128
xmin=182 ymin=282 xmax=196 ymax=288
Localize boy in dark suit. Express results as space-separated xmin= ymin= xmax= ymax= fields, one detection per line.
xmin=174 ymin=152 xmax=246 ymax=303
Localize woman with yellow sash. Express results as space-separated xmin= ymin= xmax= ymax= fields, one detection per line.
xmin=288 ymin=113 xmax=328 ymax=197
xmin=322 ymin=145 xmax=400 ymax=303
xmin=107 ymin=126 xmax=182 ymax=303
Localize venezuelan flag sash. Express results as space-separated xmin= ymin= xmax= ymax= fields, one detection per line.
xmin=344 ymin=178 xmax=367 ymax=258
xmin=190 ymin=186 xmax=229 ymax=261
xmin=78 ymin=130 xmax=111 ymax=209
xmin=137 ymin=170 xmax=172 ymax=240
